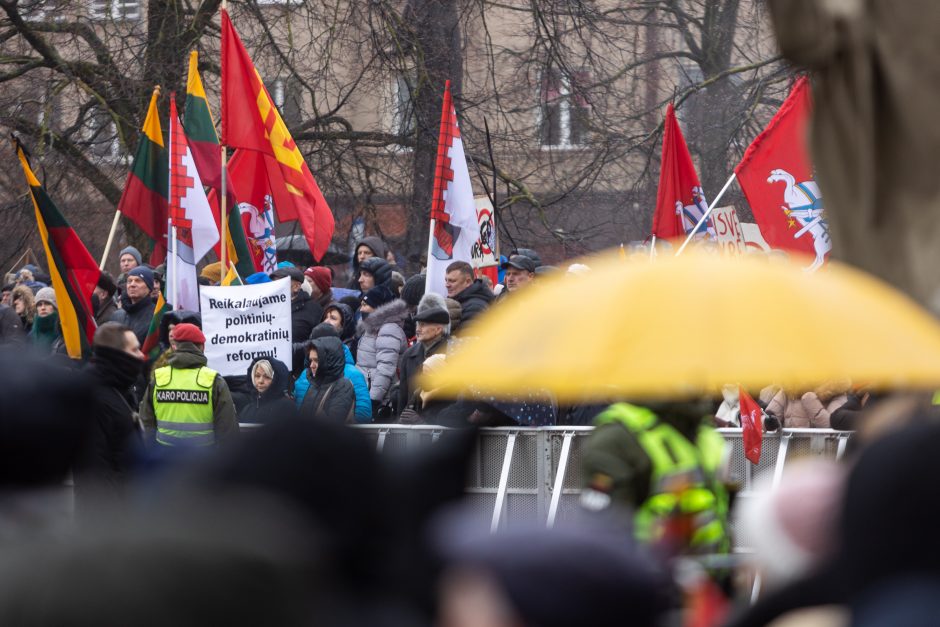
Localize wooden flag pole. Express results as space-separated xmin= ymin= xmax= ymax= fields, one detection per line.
xmin=675 ymin=172 xmax=736 ymax=256
xmin=99 ymin=210 xmax=122 ymax=270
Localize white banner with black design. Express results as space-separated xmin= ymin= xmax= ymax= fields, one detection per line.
xmin=200 ymin=277 xmax=292 ymax=377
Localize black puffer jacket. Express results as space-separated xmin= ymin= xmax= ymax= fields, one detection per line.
xmin=453 ymin=279 xmax=494 ymax=325
xmin=239 ymin=356 xmax=296 ymax=425
xmin=300 ymin=336 xmax=355 ymax=423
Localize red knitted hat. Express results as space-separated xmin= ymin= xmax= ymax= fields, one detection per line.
xmin=171 ymin=322 xmax=205 ymax=344
xmin=304 ymin=266 xmax=332 ymax=294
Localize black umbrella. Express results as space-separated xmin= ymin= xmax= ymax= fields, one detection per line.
xmin=274 ymin=235 xmax=350 ymax=266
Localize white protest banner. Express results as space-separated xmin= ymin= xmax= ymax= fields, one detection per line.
xmin=472 ymin=195 xmax=499 ymax=283
xmin=200 ymin=277 xmax=292 ymax=376
xmin=711 ymin=205 xmax=747 ymax=255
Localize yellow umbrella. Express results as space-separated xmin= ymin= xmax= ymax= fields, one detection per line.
xmin=424 ymin=250 xmax=940 ymax=401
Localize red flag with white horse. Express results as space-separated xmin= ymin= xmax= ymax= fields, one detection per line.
xmin=734 ymin=77 xmax=831 ymax=272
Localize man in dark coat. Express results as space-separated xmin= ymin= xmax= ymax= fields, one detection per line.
xmin=445 ymin=261 xmax=494 ymax=325
xmin=358 ymin=256 xmax=392 ymax=293
xmin=76 ymin=322 xmax=146 ymax=499
xmin=110 ymin=266 xmax=156 ymax=344
xmin=92 ymin=272 xmax=118 ymax=326
xmin=397 ymin=295 xmax=450 ymax=413
xmin=299 ymin=336 xmax=355 ymax=422
xmin=273 ymin=266 xmax=323 ymax=374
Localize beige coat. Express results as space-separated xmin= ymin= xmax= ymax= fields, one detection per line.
xmin=769 ymin=0 xmax=940 ymax=312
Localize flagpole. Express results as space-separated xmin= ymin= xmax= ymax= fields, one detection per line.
xmin=168 ymin=97 xmax=177 ymax=311
xmin=424 ymin=218 xmax=436 ymax=294
xmin=648 ymin=236 xmax=656 ymax=261
xmin=675 ymin=172 xmax=736 ymax=256
xmin=220 ymin=145 xmax=228 ymax=271
xmin=99 ymin=210 xmax=122 ymax=269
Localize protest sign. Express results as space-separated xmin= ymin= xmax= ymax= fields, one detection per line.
xmin=711 ymin=205 xmax=746 ymax=255
xmin=200 ymin=277 xmax=292 ymax=376
xmin=472 ymin=196 xmax=499 ymax=284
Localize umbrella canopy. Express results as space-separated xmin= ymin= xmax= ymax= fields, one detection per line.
xmin=274 ymin=235 xmax=350 ymax=266
xmin=423 ymin=250 xmax=940 ymax=401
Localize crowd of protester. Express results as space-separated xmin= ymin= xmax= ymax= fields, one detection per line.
xmin=3 ymin=237 xmax=940 ymax=627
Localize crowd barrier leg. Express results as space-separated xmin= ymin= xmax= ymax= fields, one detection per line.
xmin=491 ymin=433 xmax=517 ymax=532
xmin=772 ymin=432 xmax=791 ymax=488
xmin=375 ymin=429 xmax=387 ymax=454
xmin=546 ymin=432 xmax=574 ymax=528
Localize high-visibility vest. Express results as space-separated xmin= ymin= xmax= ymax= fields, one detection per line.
xmin=153 ymin=365 xmax=217 ymax=447
xmin=595 ymin=402 xmax=729 ymax=553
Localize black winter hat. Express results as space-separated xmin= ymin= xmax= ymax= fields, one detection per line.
xmin=96 ymin=272 xmax=117 ymax=297
xmin=271 ymin=266 xmax=305 ymax=284
xmin=414 ymin=306 xmax=449 ymax=325
xmin=401 ymin=273 xmax=426 ymax=308
xmin=310 ymin=322 xmax=340 ymax=340
xmin=362 ymin=285 xmax=395 ymax=309
xmin=359 ymin=257 xmax=392 ymax=287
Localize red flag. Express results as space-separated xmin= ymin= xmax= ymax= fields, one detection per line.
xmin=734 ymin=77 xmax=832 ymax=272
xmin=220 ymin=9 xmax=334 ymax=260
xmin=652 ymin=104 xmax=713 ymax=240
xmin=739 ymin=387 xmax=763 ymax=465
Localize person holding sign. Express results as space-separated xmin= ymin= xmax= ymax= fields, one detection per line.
xmin=139 ymin=323 xmax=238 ymax=447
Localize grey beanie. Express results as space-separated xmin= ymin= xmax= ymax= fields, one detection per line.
xmin=35 ymin=287 xmax=57 ymax=309
xmin=119 ymin=246 xmax=142 ymax=266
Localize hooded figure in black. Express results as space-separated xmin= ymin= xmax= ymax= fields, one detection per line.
xmin=238 ymin=356 xmax=295 ymax=425
xmin=74 ymin=325 xmax=147 ymax=500
xmin=299 ymin=336 xmax=355 ymax=423
xmin=346 ymin=236 xmax=389 ymax=289
xmin=322 ymin=301 xmax=357 ymax=358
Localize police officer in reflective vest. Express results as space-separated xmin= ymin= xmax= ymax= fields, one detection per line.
xmin=580 ymin=401 xmax=729 ymax=555
xmin=140 ymin=323 xmax=238 ymax=447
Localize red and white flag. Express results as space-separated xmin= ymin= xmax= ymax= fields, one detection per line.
xmin=652 ymin=104 xmax=714 ymax=241
xmin=426 ymin=80 xmax=480 ymax=297
xmin=739 ymin=387 xmax=764 ymax=465
xmin=168 ymin=96 xmax=219 ymax=311
xmin=734 ymin=77 xmax=831 ymax=272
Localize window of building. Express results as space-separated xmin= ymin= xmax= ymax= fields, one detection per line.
xmin=22 ymin=0 xmax=67 ymax=21
xmin=271 ymin=78 xmax=302 ymax=128
xmin=89 ymin=0 xmax=140 ymax=21
xmin=391 ymin=72 xmax=416 ymax=138
xmin=539 ymin=69 xmax=591 ymax=148
xmin=83 ymin=106 xmax=122 ymax=161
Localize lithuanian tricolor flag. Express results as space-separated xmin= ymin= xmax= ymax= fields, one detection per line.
xmin=184 ymin=51 xmax=256 ymax=279
xmin=15 ymin=139 xmax=101 ymax=359
xmin=141 ymin=290 xmax=170 ymax=361
xmin=117 ymin=86 xmax=169 ymax=264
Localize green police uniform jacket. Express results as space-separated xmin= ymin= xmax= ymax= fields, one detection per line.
xmin=140 ymin=343 xmax=238 ymax=445
xmin=584 ymin=403 xmax=729 ymax=554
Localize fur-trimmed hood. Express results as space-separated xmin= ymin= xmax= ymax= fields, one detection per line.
xmin=358 ymin=298 xmax=409 ymax=336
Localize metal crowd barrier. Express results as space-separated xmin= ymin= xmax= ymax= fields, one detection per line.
xmin=344 ymin=425 xmax=852 ymax=547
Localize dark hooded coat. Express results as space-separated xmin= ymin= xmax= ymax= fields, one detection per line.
xmin=299 ymin=336 xmax=355 ymax=422
xmin=346 ymin=236 xmax=388 ymax=289
xmin=75 ymin=346 xmax=146 ymax=496
xmin=238 ymin=357 xmax=296 ymax=425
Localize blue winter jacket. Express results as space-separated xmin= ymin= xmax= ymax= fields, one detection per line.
xmin=294 ymin=344 xmax=372 ymax=422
